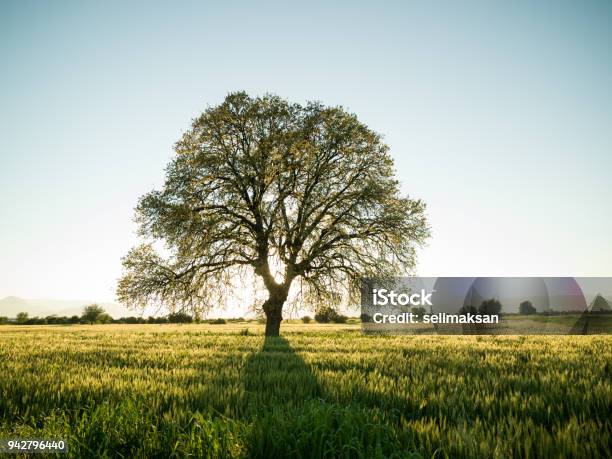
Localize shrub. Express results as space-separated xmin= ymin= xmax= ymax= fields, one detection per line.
xmin=301 ymin=316 xmax=312 ymax=324
xmin=315 ymin=307 xmax=344 ymax=323
xmin=25 ymin=316 xmax=46 ymax=325
xmin=147 ymin=316 xmax=168 ymax=324
xmin=210 ymin=318 xmax=227 ymax=324
xmin=167 ymin=312 xmax=193 ymax=323
xmin=16 ymin=312 xmax=28 ymax=324
xmin=117 ymin=316 xmax=146 ymax=324
xmin=479 ymin=298 xmax=502 ymax=316
xmin=81 ymin=304 xmax=106 ymax=324
xmin=519 ymin=300 xmax=537 ymax=315
xmin=331 ymin=314 xmax=348 ymax=324
xmin=45 ymin=315 xmax=72 ymax=325
xmin=97 ymin=313 xmax=113 ymax=324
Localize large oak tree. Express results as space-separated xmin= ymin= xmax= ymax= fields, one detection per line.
xmin=117 ymin=92 xmax=429 ymax=335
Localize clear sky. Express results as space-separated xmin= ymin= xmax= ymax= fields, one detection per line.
xmin=1 ymin=0 xmax=611 ymax=304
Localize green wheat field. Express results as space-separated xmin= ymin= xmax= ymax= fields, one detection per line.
xmin=0 ymin=324 xmax=610 ymax=458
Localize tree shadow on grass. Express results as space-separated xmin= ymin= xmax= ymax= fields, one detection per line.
xmin=238 ymin=334 xmax=420 ymax=458
xmin=240 ymin=335 xmax=322 ymax=418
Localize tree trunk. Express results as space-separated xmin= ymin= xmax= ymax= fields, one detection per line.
xmin=263 ymin=296 xmax=285 ymax=336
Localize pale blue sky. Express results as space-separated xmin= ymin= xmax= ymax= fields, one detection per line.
xmin=1 ymin=0 xmax=611 ymax=303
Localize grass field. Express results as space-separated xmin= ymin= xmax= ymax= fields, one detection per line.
xmin=0 ymin=324 xmax=610 ymax=458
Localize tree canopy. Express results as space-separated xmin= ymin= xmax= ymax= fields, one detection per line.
xmin=81 ymin=304 xmax=106 ymax=324
xmin=117 ymin=92 xmax=429 ymax=335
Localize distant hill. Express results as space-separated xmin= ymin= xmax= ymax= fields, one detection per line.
xmin=0 ymin=296 xmax=132 ymax=319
